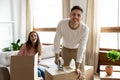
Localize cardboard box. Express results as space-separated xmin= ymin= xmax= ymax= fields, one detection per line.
xmin=45 ymin=66 xmax=78 ymax=80
xmin=10 ymin=54 xmax=38 ymax=80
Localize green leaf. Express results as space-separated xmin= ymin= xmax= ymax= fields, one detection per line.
xmin=16 ymin=39 xmax=20 ymax=44
xmin=107 ymin=50 xmax=120 ymax=62
xmin=2 ymin=47 xmax=11 ymax=52
xmin=2 ymin=39 xmax=23 ymax=51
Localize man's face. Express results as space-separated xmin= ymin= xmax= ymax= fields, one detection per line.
xmin=70 ymin=9 xmax=82 ymax=25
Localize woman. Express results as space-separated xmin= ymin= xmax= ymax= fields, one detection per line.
xmin=18 ymin=31 xmax=45 ymax=80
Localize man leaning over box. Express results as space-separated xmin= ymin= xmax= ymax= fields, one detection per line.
xmin=54 ymin=5 xmax=89 ymax=79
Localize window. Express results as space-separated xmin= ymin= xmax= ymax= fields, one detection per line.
xmin=33 ymin=0 xmax=63 ymax=44
xmin=0 ymin=0 xmax=14 ymax=51
xmin=98 ymin=0 xmax=120 ymax=49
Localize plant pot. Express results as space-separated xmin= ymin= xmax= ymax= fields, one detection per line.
xmin=105 ymin=65 xmax=113 ymax=75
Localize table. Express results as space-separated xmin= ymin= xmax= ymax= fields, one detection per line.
xmin=98 ymin=52 xmax=120 ymax=73
xmin=45 ymin=66 xmax=78 ymax=80
xmin=100 ymin=65 xmax=120 ymax=80
xmin=100 ymin=71 xmax=120 ymax=80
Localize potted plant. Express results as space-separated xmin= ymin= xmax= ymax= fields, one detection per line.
xmin=2 ymin=39 xmax=23 ymax=51
xmin=106 ymin=50 xmax=120 ymax=75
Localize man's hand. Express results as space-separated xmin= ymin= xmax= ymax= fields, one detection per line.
xmin=76 ymin=68 xmax=82 ymax=80
xmin=76 ymin=68 xmax=86 ymax=80
xmin=76 ymin=68 xmax=82 ymax=74
xmin=54 ymin=53 xmax=59 ymax=65
xmin=76 ymin=69 xmax=82 ymax=80
xmin=55 ymin=57 xmax=59 ymax=65
xmin=75 ymin=62 xmax=81 ymax=79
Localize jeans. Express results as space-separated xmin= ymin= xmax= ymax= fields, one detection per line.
xmin=38 ymin=67 xmax=45 ymax=80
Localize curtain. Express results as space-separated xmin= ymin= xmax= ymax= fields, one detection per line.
xmin=62 ymin=0 xmax=70 ymax=18
xmin=19 ymin=0 xmax=27 ymax=42
xmin=26 ymin=0 xmax=33 ymax=39
xmin=10 ymin=0 xmax=27 ymax=43
xmin=85 ymin=0 xmax=100 ymax=73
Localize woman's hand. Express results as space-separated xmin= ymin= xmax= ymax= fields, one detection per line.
xmin=38 ymin=58 xmax=41 ymax=65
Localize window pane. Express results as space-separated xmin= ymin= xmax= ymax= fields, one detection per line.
xmin=119 ymin=0 xmax=120 ymax=26
xmin=98 ymin=0 xmax=118 ymax=27
xmin=33 ymin=0 xmax=62 ymax=28
xmin=119 ymin=33 xmax=120 ymax=49
xmin=98 ymin=0 xmax=120 ymax=49
xmin=0 ymin=0 xmax=11 ymax=21
xmin=37 ymin=32 xmax=55 ymax=44
xmin=100 ymin=33 xmax=118 ymax=49
xmin=0 ymin=0 xmax=13 ymax=51
xmin=0 ymin=23 xmax=13 ymax=51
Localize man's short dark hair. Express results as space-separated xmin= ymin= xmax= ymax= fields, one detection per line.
xmin=71 ymin=5 xmax=83 ymax=13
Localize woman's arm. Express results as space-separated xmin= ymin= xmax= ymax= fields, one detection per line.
xmin=38 ymin=55 xmax=42 ymax=65
xmin=17 ymin=44 xmax=26 ymax=56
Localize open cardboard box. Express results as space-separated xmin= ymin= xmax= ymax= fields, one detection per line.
xmin=10 ymin=53 xmax=38 ymax=80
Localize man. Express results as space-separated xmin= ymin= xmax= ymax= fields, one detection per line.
xmin=54 ymin=5 xmax=89 ymax=78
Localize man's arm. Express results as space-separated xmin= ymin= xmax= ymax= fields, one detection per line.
xmin=76 ymin=26 xmax=89 ymax=63
xmin=54 ymin=21 xmax=62 ymax=65
xmin=75 ymin=62 xmax=80 ymax=69
xmin=75 ymin=62 xmax=82 ymax=76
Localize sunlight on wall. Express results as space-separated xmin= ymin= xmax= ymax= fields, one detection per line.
xmin=33 ymin=0 xmax=62 ymax=28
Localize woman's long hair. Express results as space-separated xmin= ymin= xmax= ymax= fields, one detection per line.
xmin=26 ymin=31 xmax=42 ymax=56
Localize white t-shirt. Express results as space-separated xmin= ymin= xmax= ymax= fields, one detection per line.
xmin=54 ymin=19 xmax=89 ymax=63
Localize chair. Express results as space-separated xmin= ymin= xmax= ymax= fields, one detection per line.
xmin=0 ymin=67 xmax=10 ymax=80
